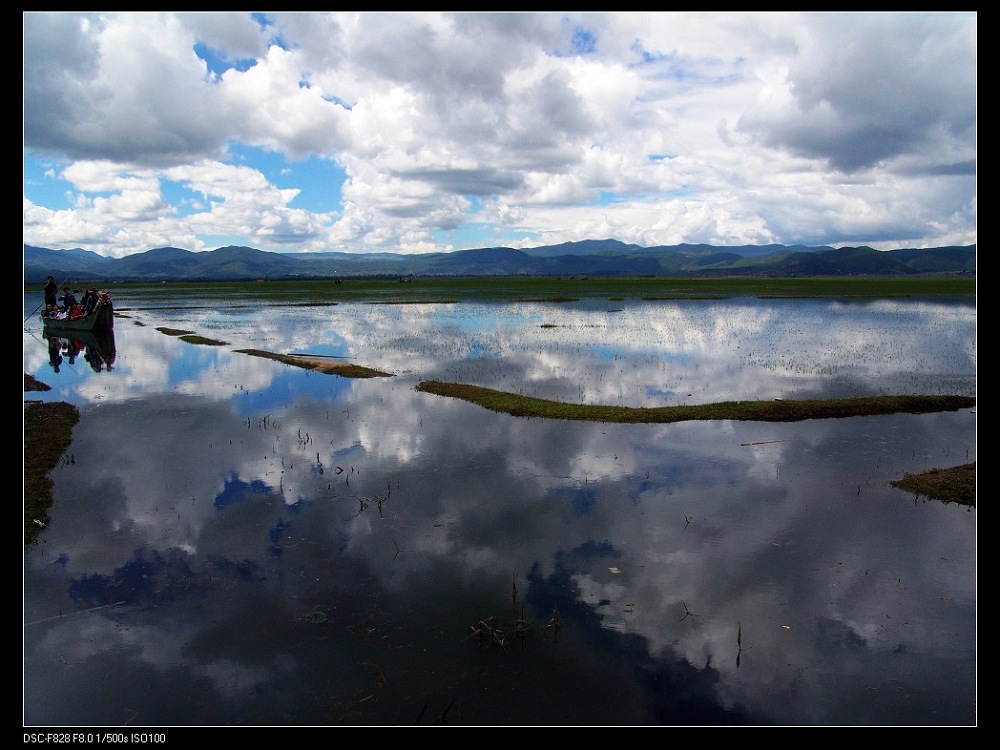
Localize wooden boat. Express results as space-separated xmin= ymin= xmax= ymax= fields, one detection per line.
xmin=41 ymin=302 xmax=114 ymax=332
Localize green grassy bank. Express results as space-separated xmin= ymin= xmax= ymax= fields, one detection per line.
xmin=27 ymin=275 xmax=976 ymax=308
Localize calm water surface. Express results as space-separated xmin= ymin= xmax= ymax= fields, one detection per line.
xmin=23 ymin=292 xmax=977 ymax=726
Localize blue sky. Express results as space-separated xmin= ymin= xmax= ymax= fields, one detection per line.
xmin=23 ymin=12 xmax=976 ymax=258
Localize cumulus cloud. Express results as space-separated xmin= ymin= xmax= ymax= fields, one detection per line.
xmin=23 ymin=11 xmax=976 ymax=256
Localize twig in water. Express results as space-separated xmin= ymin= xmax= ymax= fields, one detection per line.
xmin=25 ymin=601 xmax=127 ymax=627
xmin=679 ymin=602 xmax=697 ymax=621
xmin=546 ymin=607 xmax=561 ymax=641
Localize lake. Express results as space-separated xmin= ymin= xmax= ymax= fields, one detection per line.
xmin=23 ymin=287 xmax=977 ymax=726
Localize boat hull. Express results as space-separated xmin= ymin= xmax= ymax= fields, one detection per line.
xmin=41 ymin=304 xmax=115 ymax=332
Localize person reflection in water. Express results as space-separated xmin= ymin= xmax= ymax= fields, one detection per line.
xmin=64 ymin=338 xmax=82 ymax=365
xmin=84 ymin=340 xmax=115 ymax=372
xmin=85 ymin=345 xmax=102 ymax=372
xmin=48 ymin=336 xmax=63 ymax=373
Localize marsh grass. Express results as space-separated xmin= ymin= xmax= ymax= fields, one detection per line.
xmin=81 ymin=275 xmax=976 ymax=307
xmin=154 ymin=327 xmax=227 ymax=345
xmin=414 ymin=380 xmax=976 ymax=424
xmin=179 ymin=334 xmax=228 ymax=346
xmin=24 ymin=401 xmax=79 ymax=545
xmin=237 ymin=348 xmax=393 ymax=378
xmin=891 ymin=463 xmax=976 ymax=506
xmin=24 ymin=373 xmax=49 ymax=392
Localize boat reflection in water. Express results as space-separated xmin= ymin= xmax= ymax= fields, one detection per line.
xmin=43 ymin=328 xmax=116 ymax=374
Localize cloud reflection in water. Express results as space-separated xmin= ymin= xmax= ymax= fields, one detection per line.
xmin=23 ymin=296 xmax=976 ymax=726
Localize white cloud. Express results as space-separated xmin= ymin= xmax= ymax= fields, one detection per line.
xmin=220 ymin=44 xmax=353 ymax=157
xmin=23 ymin=11 xmax=976 ymax=256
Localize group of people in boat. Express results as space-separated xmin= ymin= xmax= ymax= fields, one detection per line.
xmin=41 ymin=276 xmax=112 ymax=320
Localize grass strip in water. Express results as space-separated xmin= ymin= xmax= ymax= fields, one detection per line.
xmin=179 ymin=334 xmax=228 ymax=346
xmin=154 ymin=327 xmax=228 ymax=346
xmin=155 ymin=327 xmax=193 ymax=336
xmin=237 ymin=349 xmax=393 ymax=378
xmin=414 ymin=381 xmax=976 ymax=424
xmin=891 ymin=463 xmax=976 ymax=506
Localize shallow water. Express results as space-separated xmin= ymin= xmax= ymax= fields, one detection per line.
xmin=23 ymin=292 xmax=976 ymax=726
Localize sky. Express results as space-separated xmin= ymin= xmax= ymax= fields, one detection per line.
xmin=23 ymin=11 xmax=977 ymax=259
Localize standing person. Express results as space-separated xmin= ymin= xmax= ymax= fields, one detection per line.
xmin=43 ymin=276 xmax=58 ymax=309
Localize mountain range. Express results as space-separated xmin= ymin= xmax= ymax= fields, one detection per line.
xmin=23 ymin=239 xmax=976 ymax=283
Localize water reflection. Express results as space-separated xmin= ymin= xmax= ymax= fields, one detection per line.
xmin=23 ymin=295 xmax=976 ymax=726
xmin=43 ymin=329 xmax=117 ymax=375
